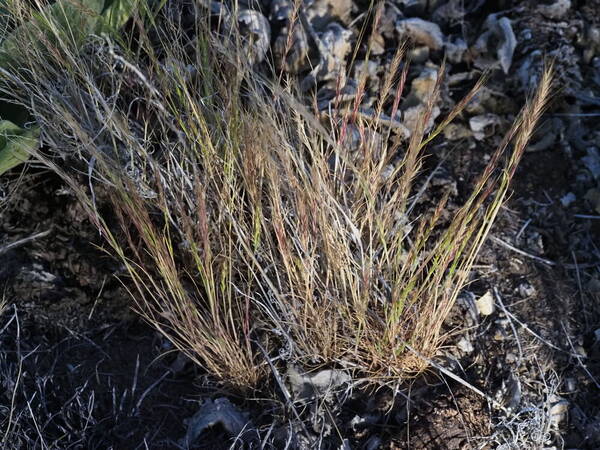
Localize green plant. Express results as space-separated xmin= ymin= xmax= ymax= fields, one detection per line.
xmin=0 ymin=0 xmax=138 ymax=175
xmin=0 ymin=120 xmax=39 ymax=175
xmin=0 ymin=0 xmax=553 ymax=389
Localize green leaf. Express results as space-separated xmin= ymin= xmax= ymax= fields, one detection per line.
xmin=99 ymin=0 xmax=139 ymax=32
xmin=0 ymin=4 xmax=11 ymax=40
xmin=0 ymin=0 xmax=138 ymax=172
xmin=0 ymin=0 xmax=138 ymax=68
xmin=0 ymin=0 xmax=103 ymax=68
xmin=0 ymin=120 xmax=40 ymax=175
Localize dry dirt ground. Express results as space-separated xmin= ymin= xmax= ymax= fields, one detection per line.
xmin=1 ymin=0 xmax=600 ymax=448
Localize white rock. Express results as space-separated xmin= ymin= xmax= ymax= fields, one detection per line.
xmin=548 ymin=394 xmax=569 ymax=428
xmin=287 ymin=365 xmax=351 ymax=401
xmin=518 ymin=282 xmax=536 ymax=298
xmin=560 ymin=192 xmax=576 ymax=207
xmin=469 ymin=114 xmax=501 ymax=141
xmin=476 ymin=291 xmax=495 ymax=316
xmin=538 ymin=0 xmax=571 ymax=20
xmin=457 ymin=336 xmax=474 ymax=353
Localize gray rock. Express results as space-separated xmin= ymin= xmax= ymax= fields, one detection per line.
xmin=396 ymin=18 xmax=445 ymax=50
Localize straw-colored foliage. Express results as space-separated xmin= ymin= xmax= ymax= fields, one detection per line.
xmin=0 ymin=0 xmax=553 ymax=389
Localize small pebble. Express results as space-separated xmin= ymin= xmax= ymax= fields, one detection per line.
xmin=518 ymin=282 xmax=536 ymax=298
xmin=560 ymin=192 xmax=576 ymax=207
xmin=457 ymin=336 xmax=474 ymax=353
xmin=476 ymin=291 xmax=495 ymax=316
xmin=565 ymin=377 xmax=577 ymax=392
xmin=549 ymin=395 xmax=569 ymax=428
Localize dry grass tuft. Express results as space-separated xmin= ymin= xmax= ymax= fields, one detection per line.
xmin=0 ymin=0 xmax=553 ymax=388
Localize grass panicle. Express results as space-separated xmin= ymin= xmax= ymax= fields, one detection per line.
xmin=0 ymin=0 xmax=553 ymax=388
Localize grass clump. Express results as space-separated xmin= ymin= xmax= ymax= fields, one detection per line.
xmin=0 ymin=0 xmax=553 ymax=389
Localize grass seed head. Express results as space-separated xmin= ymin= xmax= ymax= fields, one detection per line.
xmin=1 ymin=0 xmax=553 ymax=388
